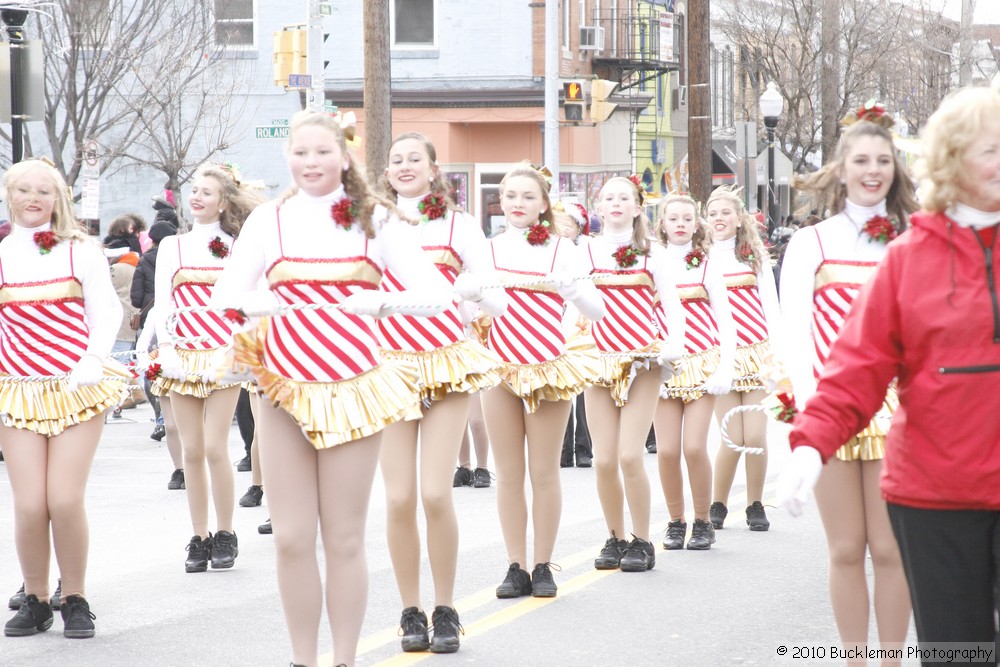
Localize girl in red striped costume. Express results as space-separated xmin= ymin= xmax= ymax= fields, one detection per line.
xmin=653 ymin=192 xmax=736 ymax=552
xmin=778 ymin=106 xmax=917 ymax=661
xmin=152 ymin=164 xmax=262 ymax=574
xmin=705 ymin=186 xmax=779 ymax=532
xmin=376 ymin=133 xmax=506 ymax=654
xmin=212 ymin=111 xmax=452 ymax=667
xmin=585 ymin=177 xmax=686 ymax=573
xmin=1 ymin=159 xmax=131 ymax=640
xmin=484 ymin=164 xmax=604 ymax=599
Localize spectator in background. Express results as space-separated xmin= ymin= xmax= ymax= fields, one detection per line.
xmin=152 ymin=190 xmax=180 ymax=230
xmin=109 ymin=251 xmax=139 ymax=355
xmin=0 ymin=220 xmax=11 ymax=242
xmin=103 ymin=214 xmax=142 ymax=255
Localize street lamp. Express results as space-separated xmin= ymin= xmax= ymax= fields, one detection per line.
xmin=0 ymin=7 xmax=30 ymax=164
xmin=759 ymin=81 xmax=784 ymax=235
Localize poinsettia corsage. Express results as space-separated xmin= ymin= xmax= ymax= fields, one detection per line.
xmin=222 ymin=309 xmax=247 ymax=326
xmin=208 ymin=236 xmax=229 ymax=259
xmin=418 ymin=193 xmax=447 ymax=223
xmin=684 ymin=248 xmax=705 ymax=270
xmin=769 ymin=392 xmax=797 ymax=423
xmin=145 ymin=363 xmax=162 ymax=382
xmin=613 ymin=244 xmax=646 ymax=269
xmin=525 ymin=220 xmax=551 ymax=246
xmin=34 ymin=230 xmax=57 ymax=255
xmin=862 ymin=215 xmax=897 ymax=244
xmin=331 ymin=197 xmax=358 ymax=230
xmin=737 ymin=243 xmax=756 ymax=264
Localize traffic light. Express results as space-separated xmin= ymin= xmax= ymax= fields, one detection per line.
xmin=563 ymin=81 xmax=585 ymax=122
xmin=590 ymin=79 xmax=619 ymax=122
xmin=273 ymin=28 xmax=307 ymax=87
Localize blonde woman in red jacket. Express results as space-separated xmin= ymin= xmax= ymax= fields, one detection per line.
xmin=780 ymin=86 xmax=1000 ymax=652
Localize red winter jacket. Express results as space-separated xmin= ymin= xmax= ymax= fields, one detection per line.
xmin=788 ymin=211 xmax=1000 ymax=510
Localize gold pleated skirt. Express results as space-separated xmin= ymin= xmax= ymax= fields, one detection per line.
xmin=149 ymin=347 xmax=239 ymax=398
xmin=733 ymin=340 xmax=769 ymax=392
xmin=591 ymin=341 xmax=662 ymax=407
xmin=833 ymin=385 xmax=898 ymax=462
xmin=232 ymin=323 xmax=423 ymax=450
xmin=0 ymin=361 xmax=133 ymax=436
xmin=381 ymin=338 xmax=502 ymax=403
xmin=496 ymin=347 xmax=600 ymax=414
xmin=661 ymin=346 xmax=721 ymax=402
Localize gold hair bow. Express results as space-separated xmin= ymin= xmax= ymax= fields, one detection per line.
xmin=330 ymin=110 xmax=361 ymax=149
xmin=841 ymin=100 xmax=895 ymax=130
xmin=532 ymin=164 xmax=553 ymax=191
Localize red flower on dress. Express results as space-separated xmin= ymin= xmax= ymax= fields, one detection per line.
xmin=862 ymin=215 xmax=898 ymax=244
xmin=418 ymin=193 xmax=447 ymax=222
xmin=684 ymin=248 xmax=705 ymax=270
xmin=525 ymin=220 xmax=551 ymax=246
xmin=145 ymin=363 xmax=162 ymax=382
xmin=208 ymin=236 xmax=229 ymax=259
xmin=331 ymin=197 xmax=358 ymax=230
xmin=34 ymin=230 xmax=57 ymax=255
xmin=222 ymin=309 xmax=247 ymax=326
xmin=770 ymin=392 xmax=798 ymax=423
xmin=737 ymin=243 xmax=756 ymax=264
xmin=612 ymin=244 xmax=646 ymax=269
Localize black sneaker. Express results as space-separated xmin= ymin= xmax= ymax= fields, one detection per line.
xmin=258 ymin=518 xmax=272 ymax=535
xmin=150 ymin=423 xmax=166 ymax=441
xmin=398 ymin=606 xmax=429 ymax=652
xmin=576 ymin=455 xmax=593 ymax=468
xmin=662 ymin=520 xmax=687 ymax=550
xmin=8 ymin=583 xmax=25 ymax=611
xmin=530 ymin=563 xmax=558 ymax=598
xmin=184 ymin=535 xmax=212 ymax=573
xmin=211 ymin=530 xmax=238 ymax=569
xmin=619 ymin=536 xmax=655 ymax=572
xmin=429 ymin=605 xmax=463 ymax=654
xmin=472 ymin=468 xmax=493 ymax=488
xmin=687 ymin=518 xmax=717 ymax=550
xmin=235 ymin=455 xmax=252 ymax=472
xmin=495 ymin=563 xmax=532 ymax=598
xmin=709 ymin=501 xmax=728 ymax=529
xmin=239 ymin=484 xmax=263 ymax=507
xmin=594 ymin=534 xmax=628 ymax=570
xmin=60 ymin=594 xmax=95 ymax=639
xmin=4 ymin=594 xmax=53 ymax=637
xmin=167 ymin=469 xmax=185 ymax=491
xmin=452 ymin=467 xmax=474 ymax=487
xmin=50 ymin=579 xmax=61 ymax=610
xmin=746 ymin=501 xmax=771 ymax=531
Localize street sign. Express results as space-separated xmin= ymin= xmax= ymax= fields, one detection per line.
xmin=81 ymin=139 xmax=100 ymax=179
xmin=288 ymin=73 xmax=312 ymax=89
xmin=256 ymin=119 xmax=290 ymax=140
xmin=80 ymin=178 xmax=99 ymax=219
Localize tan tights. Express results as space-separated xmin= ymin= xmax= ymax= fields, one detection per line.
xmin=257 ymin=400 xmax=381 ymax=667
xmin=381 ymin=391 xmax=470 ymax=610
xmin=2 ymin=415 xmax=106 ymax=600
xmin=170 ymin=387 xmax=240 ymax=538
xmin=458 ymin=393 xmax=490 ymax=470
xmin=249 ymin=393 xmax=262 ymax=487
xmin=482 ymin=387 xmax=570 ymax=566
xmin=711 ymin=390 xmax=768 ymax=507
xmin=813 ymin=459 xmax=910 ymax=666
xmin=160 ymin=395 xmax=183 ymax=471
xmin=584 ymin=369 xmax=661 ymax=541
xmin=653 ymin=394 xmax=716 ymax=521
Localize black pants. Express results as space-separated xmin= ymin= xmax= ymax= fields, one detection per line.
xmin=235 ymin=388 xmax=255 ymax=455
xmin=887 ymin=503 xmax=1000 ymax=661
xmin=561 ymin=393 xmax=592 ymax=463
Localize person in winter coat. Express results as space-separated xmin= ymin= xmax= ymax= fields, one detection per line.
xmin=779 ymin=86 xmax=1000 ymax=650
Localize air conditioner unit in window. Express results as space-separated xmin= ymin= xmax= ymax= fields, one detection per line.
xmin=579 ymin=26 xmax=605 ymax=51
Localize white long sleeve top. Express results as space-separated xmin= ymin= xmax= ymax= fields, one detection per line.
xmin=395 ymin=194 xmax=507 ymax=317
xmin=779 ymin=198 xmax=890 ymax=405
xmin=710 ymin=236 xmax=782 ymax=349
xmin=488 ymin=226 xmax=605 ymax=321
xmin=0 ymin=222 xmax=120 ymax=360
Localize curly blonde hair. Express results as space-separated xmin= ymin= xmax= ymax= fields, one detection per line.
xmin=193 ymin=164 xmax=265 ymax=239
xmin=705 ymin=186 xmax=768 ymax=273
xmin=915 ymin=86 xmax=1000 ymax=213
xmin=3 ymin=159 xmax=89 ymax=244
xmin=500 ymin=163 xmax=575 ymax=238
xmin=596 ymin=176 xmax=652 ymax=253
xmin=656 ymin=192 xmax=711 ymax=255
xmin=378 ymin=132 xmax=458 ymax=215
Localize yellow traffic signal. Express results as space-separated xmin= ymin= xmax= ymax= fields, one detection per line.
xmin=563 ymin=81 xmax=585 ymax=122
xmin=590 ymin=79 xmax=619 ymax=122
xmin=273 ymin=29 xmax=307 ymax=87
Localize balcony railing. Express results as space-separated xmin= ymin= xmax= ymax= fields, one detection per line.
xmin=585 ymin=3 xmax=682 ymax=71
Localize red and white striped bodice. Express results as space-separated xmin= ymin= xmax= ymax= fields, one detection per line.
xmin=723 ymin=268 xmax=767 ymax=347
xmin=587 ymin=247 xmax=656 ymax=352
xmin=656 ymin=262 xmax=720 ymax=355
xmin=171 ymin=264 xmax=229 ymax=351
xmin=487 ymin=240 xmax=566 ymax=365
xmin=378 ymin=213 xmax=465 ymax=352
xmin=0 ymin=250 xmax=88 ymax=376
xmin=812 ymin=258 xmax=877 ymax=378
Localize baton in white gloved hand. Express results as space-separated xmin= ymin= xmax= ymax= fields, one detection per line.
xmin=67 ymin=354 xmax=104 ymax=392
xmin=777 ymin=447 xmax=824 ymax=517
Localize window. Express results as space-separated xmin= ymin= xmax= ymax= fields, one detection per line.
xmin=214 ymin=0 xmax=254 ymax=47
xmin=394 ymin=0 xmax=435 ymax=46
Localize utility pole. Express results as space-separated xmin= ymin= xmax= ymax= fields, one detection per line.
xmin=819 ymin=0 xmax=840 ymax=161
xmin=363 ymin=0 xmax=391 ymax=182
xmin=687 ymin=0 xmax=711 ymax=203
xmin=959 ymin=0 xmax=973 ymax=86
xmin=306 ymin=0 xmax=324 ymax=112
xmin=1 ymin=8 xmax=29 ymax=164
xmin=543 ymin=0 xmax=560 ymax=196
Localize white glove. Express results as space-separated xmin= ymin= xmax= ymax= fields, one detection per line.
xmin=657 ymin=342 xmax=685 ymax=366
xmin=239 ymin=290 xmax=280 ymax=318
xmin=777 ymin=447 xmax=824 ymax=517
xmin=67 ymin=354 xmax=104 ymax=392
xmin=545 ymin=271 xmax=581 ymax=301
xmin=156 ymin=346 xmax=186 ymax=380
xmin=703 ymin=369 xmax=734 ymax=396
xmin=382 ymin=292 xmax=450 ymax=318
xmin=339 ymin=290 xmax=387 ymax=318
xmin=135 ymin=350 xmax=150 ymax=371
xmin=453 ymin=272 xmax=485 ymax=303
